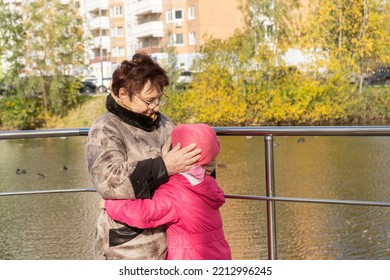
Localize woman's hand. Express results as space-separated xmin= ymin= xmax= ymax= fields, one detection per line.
xmin=98 ymin=198 xmax=105 ymax=209
xmin=163 ymin=142 xmax=201 ymax=176
xmin=161 ymin=136 xmax=172 ymax=157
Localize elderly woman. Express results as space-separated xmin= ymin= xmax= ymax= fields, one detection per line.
xmin=86 ymin=53 xmax=201 ymax=260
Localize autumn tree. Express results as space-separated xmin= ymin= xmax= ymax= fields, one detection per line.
xmin=298 ymin=0 xmax=390 ymax=92
xmin=160 ymin=31 xmax=181 ymax=92
xmin=21 ymin=0 xmax=85 ymax=119
xmin=0 ymin=0 xmax=25 ymax=85
xmin=163 ymin=0 xmax=363 ymax=125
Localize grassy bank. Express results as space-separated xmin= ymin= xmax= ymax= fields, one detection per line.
xmin=2 ymin=83 xmax=383 ymax=130
xmin=46 ymin=95 xmax=107 ymax=128
xmin=44 ymin=86 xmax=390 ymax=129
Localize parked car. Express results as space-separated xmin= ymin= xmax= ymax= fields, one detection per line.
xmin=97 ymin=78 xmax=111 ymax=93
xmin=364 ymin=66 xmax=390 ymax=85
xmin=82 ymin=75 xmax=110 ymax=93
xmin=177 ymin=70 xmax=193 ymax=84
xmin=79 ymin=80 xmax=97 ymax=94
xmin=58 ymin=75 xmax=97 ymax=94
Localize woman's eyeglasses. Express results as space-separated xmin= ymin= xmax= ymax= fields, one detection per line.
xmin=135 ymin=94 xmax=169 ymax=109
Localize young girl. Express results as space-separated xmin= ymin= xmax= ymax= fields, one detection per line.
xmin=104 ymin=123 xmax=231 ymax=260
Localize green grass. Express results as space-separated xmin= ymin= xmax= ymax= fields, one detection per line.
xmin=46 ymin=95 xmax=107 ymax=128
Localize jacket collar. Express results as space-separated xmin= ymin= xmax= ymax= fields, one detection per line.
xmin=106 ymin=94 xmax=161 ymax=132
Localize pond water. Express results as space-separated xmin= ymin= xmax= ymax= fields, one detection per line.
xmin=0 ymin=135 xmax=389 ymax=259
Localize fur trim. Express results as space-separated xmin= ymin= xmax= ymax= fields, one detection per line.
xmin=106 ymin=94 xmax=161 ymax=132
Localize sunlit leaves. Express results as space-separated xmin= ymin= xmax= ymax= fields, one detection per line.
xmin=163 ymin=0 xmax=390 ymax=126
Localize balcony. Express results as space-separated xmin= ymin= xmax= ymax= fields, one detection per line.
xmin=133 ymin=0 xmax=162 ymax=16
xmin=136 ymin=46 xmax=163 ymax=55
xmin=84 ymin=0 xmax=108 ymax=14
xmin=133 ymin=21 xmax=163 ymax=39
xmin=89 ymin=56 xmax=110 ymax=65
xmin=92 ymin=36 xmax=110 ymax=49
xmin=88 ymin=16 xmax=109 ymax=31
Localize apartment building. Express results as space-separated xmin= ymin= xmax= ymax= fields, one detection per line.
xmin=82 ymin=0 xmax=126 ymax=86
xmin=80 ymin=0 xmax=246 ymax=83
xmin=2 ymin=0 xmax=243 ymax=86
xmin=126 ymin=0 xmax=164 ymax=61
xmin=126 ymin=0 xmax=245 ymax=71
xmin=162 ymin=0 xmax=245 ymax=70
xmin=82 ymin=0 xmax=244 ymax=85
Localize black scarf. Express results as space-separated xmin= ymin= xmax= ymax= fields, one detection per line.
xmin=106 ymin=94 xmax=161 ymax=132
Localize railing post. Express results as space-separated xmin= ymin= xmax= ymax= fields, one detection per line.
xmin=264 ymin=134 xmax=277 ymax=260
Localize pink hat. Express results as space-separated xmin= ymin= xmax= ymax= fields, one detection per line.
xmin=171 ymin=123 xmax=220 ymax=166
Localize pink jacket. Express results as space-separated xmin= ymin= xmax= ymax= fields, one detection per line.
xmin=105 ymin=174 xmax=231 ymax=260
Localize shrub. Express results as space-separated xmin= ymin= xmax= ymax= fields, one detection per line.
xmin=0 ymin=96 xmax=45 ymax=129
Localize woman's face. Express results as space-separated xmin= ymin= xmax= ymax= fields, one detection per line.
xmin=119 ymin=80 xmax=164 ymax=118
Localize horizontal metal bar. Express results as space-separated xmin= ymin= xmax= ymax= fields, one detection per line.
xmin=225 ymin=194 xmax=390 ymax=207
xmin=1 ymin=189 xmax=389 ymax=208
xmin=213 ymin=126 xmax=390 ymax=137
xmin=2 ymin=126 xmax=390 ymax=140
xmin=0 ymin=128 xmax=89 ymax=140
xmin=0 ymin=188 xmax=96 ymax=196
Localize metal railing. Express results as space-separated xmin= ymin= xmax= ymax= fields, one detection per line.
xmin=1 ymin=126 xmax=390 ymax=260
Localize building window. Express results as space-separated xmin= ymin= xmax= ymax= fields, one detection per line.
xmin=169 ymin=34 xmax=184 ymax=46
xmin=128 ymin=43 xmax=139 ymax=57
xmin=176 ymin=34 xmax=184 ymax=44
xmin=188 ymin=6 xmax=195 ymax=20
xmin=112 ymin=47 xmax=125 ymax=57
xmin=120 ymin=47 xmax=125 ymax=57
xmin=174 ymin=9 xmax=183 ymax=21
xmin=166 ymin=10 xmax=172 ymax=22
xmin=111 ymin=6 xmax=123 ymax=17
xmin=189 ymin=32 xmax=196 ymax=45
xmin=111 ymin=26 xmax=124 ymax=37
xmin=166 ymin=9 xmax=183 ymax=22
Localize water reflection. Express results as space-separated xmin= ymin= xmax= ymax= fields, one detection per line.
xmin=0 ymin=135 xmax=389 ymax=259
xmin=269 ymin=136 xmax=390 ymax=259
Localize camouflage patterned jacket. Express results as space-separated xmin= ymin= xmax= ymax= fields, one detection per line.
xmin=86 ymin=94 xmax=174 ymax=259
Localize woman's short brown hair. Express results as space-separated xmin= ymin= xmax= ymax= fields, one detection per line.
xmin=111 ymin=53 xmax=169 ymax=97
